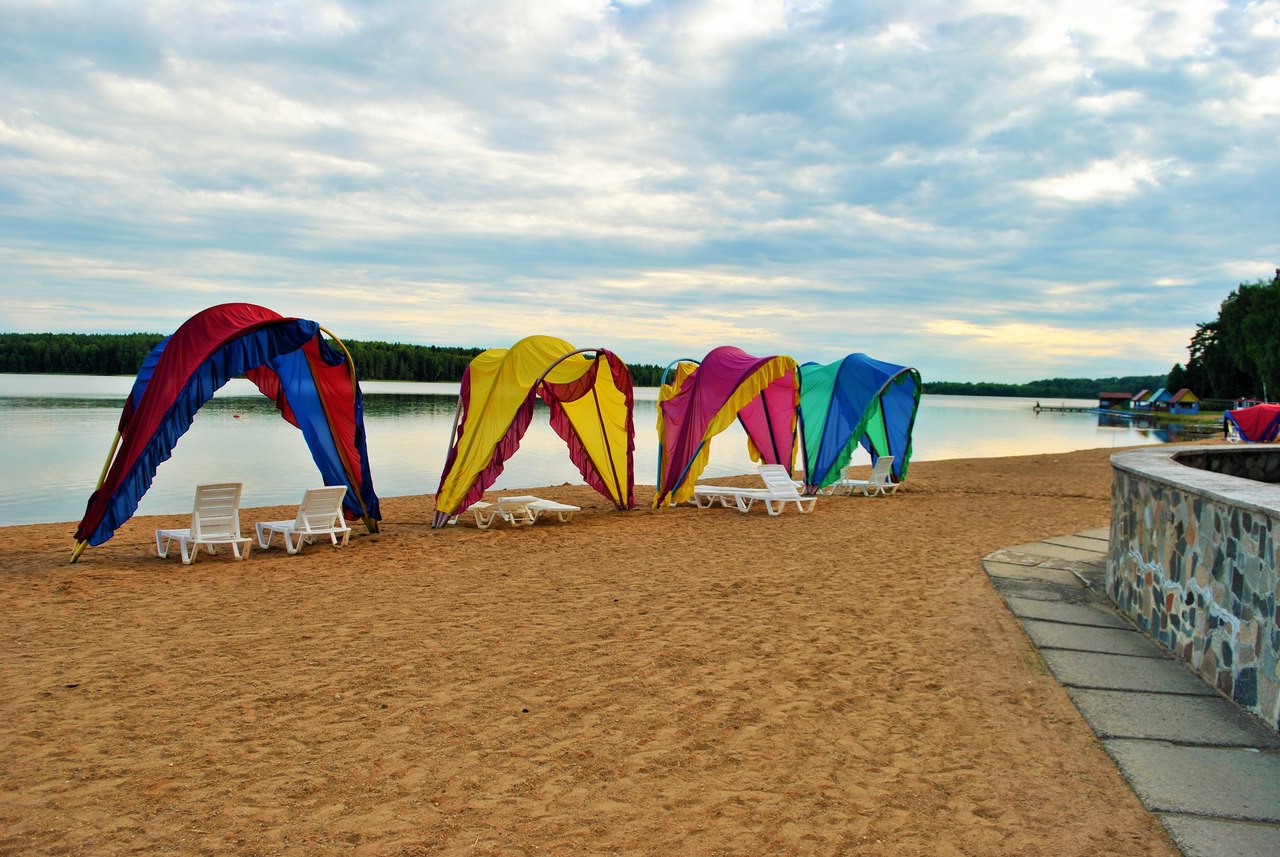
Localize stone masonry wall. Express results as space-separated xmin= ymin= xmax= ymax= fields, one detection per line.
xmin=1108 ymin=447 xmax=1280 ymax=732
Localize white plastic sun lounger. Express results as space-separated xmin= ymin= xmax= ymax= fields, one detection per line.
xmin=826 ymin=456 xmax=898 ymax=497
xmin=526 ymin=498 xmax=581 ymax=522
xmin=156 ymin=482 xmax=252 ymax=564
xmin=469 ymin=496 xmax=583 ymax=528
xmin=255 ymin=486 xmax=351 ymax=554
xmin=693 ymin=465 xmax=816 ymax=516
xmin=470 ymin=496 xmax=542 ymax=529
xmin=692 ymin=484 xmax=770 ymax=511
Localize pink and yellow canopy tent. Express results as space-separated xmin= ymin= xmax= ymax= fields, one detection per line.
xmin=652 ymin=346 xmax=799 ymax=508
xmin=432 ymin=335 xmax=636 ymax=527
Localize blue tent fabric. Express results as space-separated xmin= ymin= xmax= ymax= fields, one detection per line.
xmin=75 ymin=304 xmax=380 ymax=550
xmin=798 ymin=354 xmax=922 ymax=491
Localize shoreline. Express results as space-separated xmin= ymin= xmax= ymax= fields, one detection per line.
xmin=1 ymin=447 xmax=1183 ymax=855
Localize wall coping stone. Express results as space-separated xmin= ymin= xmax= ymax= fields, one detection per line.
xmin=1110 ymin=445 xmax=1280 ymax=518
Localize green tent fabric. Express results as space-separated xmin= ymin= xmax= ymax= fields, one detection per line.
xmin=798 ymin=353 xmax=922 ymax=492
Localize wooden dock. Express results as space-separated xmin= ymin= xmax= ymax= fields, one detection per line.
xmin=1032 ymin=404 xmax=1094 ymax=414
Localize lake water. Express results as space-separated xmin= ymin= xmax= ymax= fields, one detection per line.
xmin=0 ymin=374 xmax=1216 ymax=527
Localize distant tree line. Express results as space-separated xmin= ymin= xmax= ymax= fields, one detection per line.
xmin=341 ymin=340 xmax=486 ymax=382
xmin=1166 ymin=271 xmax=1280 ymax=401
xmin=0 ymin=332 xmax=669 ymax=386
xmin=926 ymin=375 xmax=1166 ymax=399
xmin=0 ymin=332 xmax=166 ymax=375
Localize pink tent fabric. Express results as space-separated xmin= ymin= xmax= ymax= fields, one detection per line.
xmin=654 ymin=346 xmax=798 ymax=508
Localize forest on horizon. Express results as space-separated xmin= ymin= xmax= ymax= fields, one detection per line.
xmin=0 ymin=331 xmax=1170 ymax=398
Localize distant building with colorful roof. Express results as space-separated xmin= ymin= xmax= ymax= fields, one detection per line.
xmin=1168 ymin=388 xmax=1200 ymax=414
xmin=1098 ymin=392 xmax=1132 ymax=410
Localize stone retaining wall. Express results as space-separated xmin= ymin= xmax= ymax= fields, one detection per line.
xmin=1107 ymin=445 xmax=1280 ymax=732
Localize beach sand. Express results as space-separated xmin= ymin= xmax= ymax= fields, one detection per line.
xmin=1 ymin=446 xmax=1183 ymax=856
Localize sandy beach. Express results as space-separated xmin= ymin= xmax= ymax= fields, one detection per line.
xmin=0 ymin=446 xmax=1182 ymax=856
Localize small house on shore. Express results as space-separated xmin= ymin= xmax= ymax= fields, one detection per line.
xmin=1131 ymin=389 xmax=1153 ymax=411
xmin=1169 ymin=389 xmax=1200 ymax=414
xmin=1098 ymin=392 xmax=1132 ymax=410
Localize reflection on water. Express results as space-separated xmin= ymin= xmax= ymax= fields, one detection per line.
xmin=1095 ymin=411 xmax=1222 ymax=443
xmin=0 ymin=374 xmax=1218 ymax=527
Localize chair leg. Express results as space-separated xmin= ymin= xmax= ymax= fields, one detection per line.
xmin=284 ymin=531 xmax=302 ymax=554
xmin=256 ymin=524 xmax=273 ymax=550
xmin=180 ymin=538 xmax=196 ymax=565
xmin=156 ymin=532 xmax=169 ymax=558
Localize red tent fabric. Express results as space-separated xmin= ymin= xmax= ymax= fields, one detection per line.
xmin=1226 ymin=403 xmax=1280 ymax=442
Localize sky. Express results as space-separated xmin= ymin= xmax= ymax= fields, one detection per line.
xmin=1 ymin=0 xmax=1277 ymax=383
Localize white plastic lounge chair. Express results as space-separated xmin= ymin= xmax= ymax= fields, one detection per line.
xmin=470 ymin=495 xmax=541 ymax=529
xmin=825 ymin=456 xmax=898 ymax=497
xmin=755 ymin=464 xmax=818 ymax=514
xmin=156 ymin=482 xmax=252 ymax=564
xmin=526 ymin=498 xmax=581 ymax=523
xmin=255 ymin=486 xmax=351 ymax=554
xmin=693 ymin=465 xmax=816 ymax=516
xmin=470 ymin=495 xmax=582 ymax=528
xmin=691 ymin=484 xmax=769 ymax=510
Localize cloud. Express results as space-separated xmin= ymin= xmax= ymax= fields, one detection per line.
xmin=0 ymin=0 xmax=1277 ymax=382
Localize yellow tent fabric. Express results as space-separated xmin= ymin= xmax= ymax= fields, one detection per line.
xmin=433 ymin=335 xmax=635 ymax=525
xmin=653 ymin=348 xmax=799 ymax=508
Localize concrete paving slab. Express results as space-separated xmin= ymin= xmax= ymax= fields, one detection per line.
xmin=1021 ymin=619 xmax=1164 ymax=657
xmin=1105 ymin=739 xmax=1280 ymax=822
xmin=1073 ymin=566 xmax=1107 ymax=590
xmin=1004 ymin=540 xmax=1108 ymax=562
xmin=983 ymin=560 xmax=1084 ymax=587
xmin=1077 ymin=527 xmax=1111 ymax=540
xmin=982 ymin=548 xmax=1045 ymax=567
xmin=1159 ymin=815 xmax=1280 ymax=857
xmin=1042 ymin=533 xmax=1110 ymax=553
xmin=1004 ymin=596 xmax=1135 ymax=629
xmin=986 ymin=548 xmax=1106 ymax=576
xmin=1032 ymin=555 xmax=1107 ymax=573
xmin=1041 ymin=650 xmax=1218 ymax=695
xmin=1068 ymin=689 xmax=1280 ymax=747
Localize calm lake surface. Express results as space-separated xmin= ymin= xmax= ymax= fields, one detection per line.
xmin=0 ymin=374 xmax=1216 ymax=527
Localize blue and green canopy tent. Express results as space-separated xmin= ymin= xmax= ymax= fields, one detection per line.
xmin=797 ymin=353 xmax=922 ymax=493
xmin=71 ymin=303 xmax=381 ymax=561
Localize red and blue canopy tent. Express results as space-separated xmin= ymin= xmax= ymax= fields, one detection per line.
xmin=1225 ymin=403 xmax=1280 ymax=443
xmin=653 ymin=346 xmax=799 ymax=508
xmin=71 ymin=303 xmax=380 ymax=561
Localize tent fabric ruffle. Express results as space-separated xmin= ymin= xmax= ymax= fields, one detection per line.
xmin=432 ymin=335 xmax=635 ymax=525
xmin=73 ymin=303 xmax=380 ymax=551
xmin=798 ymin=353 xmax=921 ymax=491
xmin=653 ymin=346 xmax=798 ymax=509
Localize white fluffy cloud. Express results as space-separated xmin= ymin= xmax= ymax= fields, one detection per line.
xmin=0 ymin=0 xmax=1276 ymax=381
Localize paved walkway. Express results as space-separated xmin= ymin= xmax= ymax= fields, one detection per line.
xmin=984 ymin=530 xmax=1280 ymax=857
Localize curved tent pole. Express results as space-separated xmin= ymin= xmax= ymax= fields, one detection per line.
xmin=70 ymin=431 xmax=122 ymax=563
xmin=655 ymin=357 xmax=699 ymax=497
xmin=814 ymin=361 xmax=921 ymax=489
xmin=431 ymin=394 xmax=469 ymax=528
xmin=532 ymin=347 xmax=629 ymax=509
xmin=316 ymin=325 xmax=379 ymax=533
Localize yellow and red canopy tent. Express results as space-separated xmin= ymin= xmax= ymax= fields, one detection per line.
xmin=432 ymin=335 xmax=636 ymax=526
